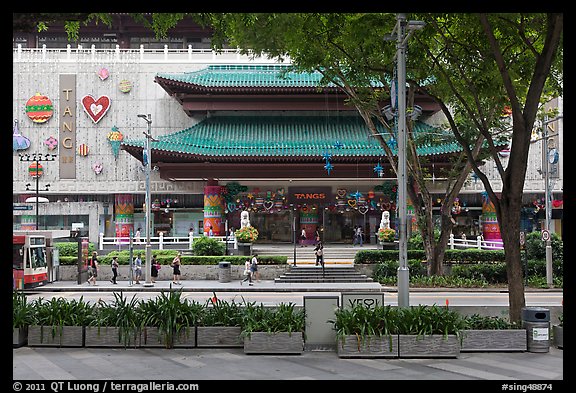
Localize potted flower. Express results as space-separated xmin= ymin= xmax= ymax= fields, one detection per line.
xmin=28 ymin=297 xmax=93 ymax=347
xmin=331 ymin=303 xmax=399 ymax=358
xmin=13 ymin=290 xmax=33 ymax=347
xmin=242 ymin=302 xmax=305 ymax=354
xmin=196 ymin=294 xmax=245 ymax=348
xmin=460 ymin=314 xmax=526 ymax=352
xmin=378 ymin=228 xmax=397 ymax=249
xmin=235 ymin=226 xmax=259 ymax=244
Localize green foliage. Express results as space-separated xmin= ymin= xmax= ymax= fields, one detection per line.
xmin=241 ymin=302 xmax=305 ymax=337
xmin=234 ymin=225 xmax=259 ymax=243
xmin=331 ymin=304 xmax=400 ymax=338
xmin=54 ymin=242 xmax=95 ymax=257
xmin=396 ymin=305 xmax=465 ymax=337
xmin=198 ymin=294 xmax=246 ymax=327
xmin=30 ymin=296 xmax=94 ymax=327
xmin=89 ymin=292 xmax=142 ymax=347
xmin=138 ymin=289 xmax=204 ymax=348
xmin=13 ymin=291 xmax=33 ymax=329
xmin=462 ymin=314 xmax=521 ymax=330
xmin=192 ymin=236 xmax=226 ymax=256
xmin=525 ymin=231 xmax=563 ymax=262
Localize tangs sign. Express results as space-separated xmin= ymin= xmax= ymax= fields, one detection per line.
xmin=288 ymin=187 xmax=332 ymax=204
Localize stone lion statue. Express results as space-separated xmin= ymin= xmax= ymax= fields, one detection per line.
xmin=380 ymin=210 xmax=390 ymax=230
xmin=240 ymin=210 xmax=251 ymax=228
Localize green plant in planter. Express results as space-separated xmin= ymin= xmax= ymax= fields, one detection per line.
xmin=198 ymin=294 xmax=245 ymax=327
xmin=240 ymin=302 xmax=305 ymax=338
xmin=462 ymin=314 xmax=521 ymax=330
xmin=30 ymin=296 xmax=94 ymax=342
xmin=89 ymin=292 xmax=143 ymax=347
xmin=13 ymin=290 xmax=33 ymax=330
xmin=138 ymin=289 xmax=204 ymax=348
xmin=235 ymin=225 xmax=259 ymax=243
xmin=396 ymin=304 xmax=465 ymax=338
xmin=330 ymin=303 xmax=400 ymax=350
xmin=378 ymin=228 xmax=396 ymax=242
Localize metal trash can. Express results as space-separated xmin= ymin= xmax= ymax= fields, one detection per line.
xmin=522 ymin=307 xmax=550 ymax=353
xmin=218 ymin=261 xmax=231 ymax=283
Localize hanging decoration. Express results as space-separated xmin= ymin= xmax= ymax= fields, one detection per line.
xmin=107 ymin=126 xmax=124 ymax=159
xmin=81 ymin=95 xmax=111 ymax=124
xmin=25 ymin=93 xmax=53 ymax=123
xmin=119 ymin=79 xmax=133 ymax=93
xmin=44 ymin=136 xmax=58 ymax=150
xmin=78 ymin=143 xmax=89 ymax=156
xmin=92 ymin=161 xmax=103 ymax=175
xmin=28 ymin=162 xmax=43 ymax=178
xmin=451 ymin=197 xmax=462 ymax=215
xmin=97 ymin=67 xmax=110 ymax=81
xmin=12 ymin=120 xmax=31 ymax=151
xmin=333 ymin=141 xmax=344 ymax=149
xmin=533 ymin=198 xmax=545 ymax=213
xmin=373 ymin=162 xmax=384 ymax=177
xmin=324 ymin=161 xmax=334 ymax=175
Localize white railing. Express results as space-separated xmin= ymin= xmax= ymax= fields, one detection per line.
xmin=99 ymin=232 xmax=236 ymax=251
xmin=14 ymin=44 xmax=290 ymax=64
xmin=448 ymin=234 xmax=504 ymax=250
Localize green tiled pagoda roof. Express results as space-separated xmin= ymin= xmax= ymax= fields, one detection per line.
xmin=156 ymin=65 xmax=382 ymax=89
xmin=122 ymin=116 xmax=464 ymax=159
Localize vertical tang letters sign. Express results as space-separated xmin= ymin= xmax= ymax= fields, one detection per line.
xmin=59 ymin=74 xmax=76 ymax=178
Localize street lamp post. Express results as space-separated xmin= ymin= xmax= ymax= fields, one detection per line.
xmin=19 ymin=153 xmax=56 ymax=230
xmin=387 ymin=13 xmax=425 ymax=308
xmin=138 ymin=114 xmax=155 ymax=287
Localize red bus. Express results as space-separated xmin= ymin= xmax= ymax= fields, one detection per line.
xmin=13 ymin=234 xmax=48 ymax=289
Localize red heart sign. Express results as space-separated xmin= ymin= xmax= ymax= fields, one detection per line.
xmin=81 ymin=95 xmax=111 ymax=124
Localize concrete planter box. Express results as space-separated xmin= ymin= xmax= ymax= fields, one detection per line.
xmin=553 ymin=325 xmax=563 ymax=349
xmin=13 ymin=327 xmax=28 ymax=348
xmin=141 ymin=327 xmax=171 ymax=348
xmin=84 ymin=326 xmax=140 ymax=348
xmin=197 ymin=326 xmax=243 ymax=348
xmin=398 ymin=334 xmax=460 ymax=358
xmin=337 ymin=334 xmax=399 ymax=358
xmin=172 ymin=327 xmax=196 ymax=348
xmin=460 ymin=329 xmax=526 ymax=352
xmin=243 ymin=332 xmax=304 ymax=354
xmin=28 ymin=325 xmax=84 ymax=347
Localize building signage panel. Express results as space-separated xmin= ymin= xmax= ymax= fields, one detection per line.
xmin=288 ymin=187 xmax=332 ymax=204
xmin=59 ymin=74 xmax=76 ymax=178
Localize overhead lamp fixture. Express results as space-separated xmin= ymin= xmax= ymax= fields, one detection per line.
xmin=382 ymin=105 xmax=395 ymax=121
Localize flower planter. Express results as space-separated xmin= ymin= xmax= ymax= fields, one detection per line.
xmin=27 ymin=325 xmax=84 ymax=347
xmin=337 ymin=334 xmax=399 ymax=358
xmin=398 ymin=334 xmax=460 ymax=358
xmin=172 ymin=327 xmax=196 ymax=348
xmin=553 ymin=325 xmax=563 ymax=349
xmin=197 ymin=326 xmax=243 ymax=348
xmin=379 ymin=241 xmax=398 ymax=250
xmin=237 ymin=243 xmax=252 ymax=256
xmin=243 ymin=331 xmax=304 ymax=354
xmin=460 ymin=329 xmax=526 ymax=352
xmin=141 ymin=327 xmax=171 ymax=348
xmin=84 ymin=326 xmax=140 ymax=348
xmin=13 ymin=327 xmax=28 ymax=348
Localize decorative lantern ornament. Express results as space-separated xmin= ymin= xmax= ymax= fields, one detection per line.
xmin=25 ymin=93 xmax=53 ymax=123
xmin=12 ymin=120 xmax=31 ymax=151
xmin=107 ymin=126 xmax=124 ymax=159
xmin=81 ymin=95 xmax=111 ymax=124
xmin=28 ymin=162 xmax=43 ymax=178
xmin=119 ymin=79 xmax=133 ymax=93
xmin=97 ymin=67 xmax=110 ymax=81
xmin=44 ymin=136 xmax=58 ymax=150
xmin=78 ymin=144 xmax=89 ymax=156
xmin=92 ymin=161 xmax=103 ymax=175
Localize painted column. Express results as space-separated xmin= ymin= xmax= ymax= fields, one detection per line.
xmin=204 ymin=181 xmax=224 ymax=236
xmin=481 ymin=192 xmax=502 ymax=242
xmin=114 ymin=194 xmax=134 ymax=241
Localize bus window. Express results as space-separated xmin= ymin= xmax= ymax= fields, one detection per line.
xmin=13 ymin=246 xmax=23 ymax=269
xmin=31 ymin=247 xmax=47 ymax=268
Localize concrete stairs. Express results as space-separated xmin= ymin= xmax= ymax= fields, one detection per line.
xmin=274 ymin=265 xmax=373 ymax=284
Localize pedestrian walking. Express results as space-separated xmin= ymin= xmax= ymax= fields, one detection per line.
xmin=133 ymin=253 xmax=142 ymax=284
xmin=250 ymin=253 xmax=260 ymax=282
xmin=300 ymin=227 xmax=307 ymax=247
xmin=151 ymin=254 xmax=159 ymax=283
xmin=135 ymin=227 xmax=141 ymax=243
xmin=240 ymin=259 xmax=253 ymax=286
xmin=87 ymin=251 xmax=99 ymax=285
xmin=355 ymin=226 xmax=363 ymax=246
xmin=110 ymin=256 xmax=119 ymax=284
xmin=314 ymin=242 xmax=324 ymax=266
xmin=171 ymin=252 xmax=182 ymax=285
xmin=315 ymin=227 xmax=321 ymax=244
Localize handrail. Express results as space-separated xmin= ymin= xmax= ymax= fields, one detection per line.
xmin=98 ymin=232 xmax=236 ymax=250
xmin=448 ymin=234 xmax=503 ymax=250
